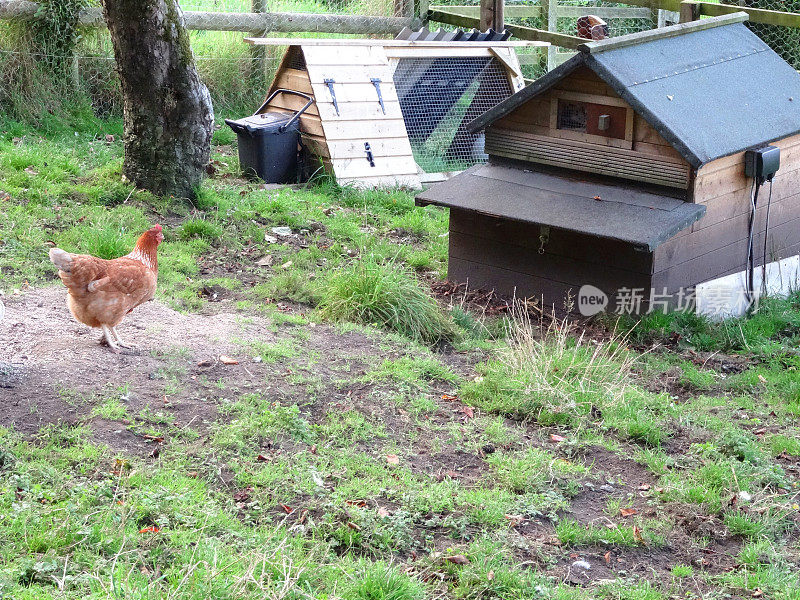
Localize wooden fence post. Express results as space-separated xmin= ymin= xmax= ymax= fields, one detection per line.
xmin=679 ymin=0 xmax=700 ymax=23
xmin=541 ymin=0 xmax=557 ymax=70
xmin=251 ymin=0 xmax=267 ymax=88
xmin=480 ymin=0 xmax=504 ymax=31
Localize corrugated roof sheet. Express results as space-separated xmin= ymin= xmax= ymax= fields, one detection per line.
xmin=416 ymin=163 xmax=705 ymax=249
xmin=395 ymin=27 xmax=511 ymax=42
xmin=469 ymin=20 xmax=800 ymax=168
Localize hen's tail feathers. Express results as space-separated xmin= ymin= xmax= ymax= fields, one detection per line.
xmin=49 ymin=248 xmax=73 ymax=272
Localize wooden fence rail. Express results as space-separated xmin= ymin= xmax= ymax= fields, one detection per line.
xmin=0 ymin=0 xmax=419 ymax=34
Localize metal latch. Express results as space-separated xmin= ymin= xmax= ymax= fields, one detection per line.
xmin=370 ymin=78 xmax=386 ymax=114
xmin=364 ymin=142 xmax=375 ymax=167
xmin=538 ymin=225 xmax=550 ymax=254
xmin=324 ymin=78 xmax=340 ymax=116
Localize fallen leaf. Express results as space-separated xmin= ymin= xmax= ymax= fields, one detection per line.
xmin=142 ymin=434 xmax=164 ymax=443
xmin=279 ymin=504 xmax=294 ymax=514
xmin=345 ymin=499 xmax=367 ymax=508
xmin=219 ymin=355 xmax=239 ymax=365
xmin=758 ymin=374 xmax=768 ymax=384
xmin=346 ymin=521 xmax=361 ymax=531
xmin=460 ymin=406 xmax=474 ymax=418
xmin=139 ymin=526 xmax=160 ymax=534
xmin=603 ymin=551 xmax=611 ymax=566
xmin=386 ymin=454 xmax=400 ymax=465
xmin=633 ymin=525 xmax=645 ymax=544
xmin=593 ymin=195 xmax=602 ymax=201
xmin=197 ymin=359 xmax=213 ymax=367
xmin=256 ymin=255 xmax=273 ymax=267
xmin=297 ymin=509 xmax=308 ymax=523
xmin=752 ymin=590 xmax=763 ymax=598
xmin=504 ymin=514 xmax=524 ymax=527
xmin=233 ymin=488 xmax=252 ymax=502
xmin=637 ymin=484 xmax=650 ymax=491
xmin=24 ymin=166 xmax=38 ymax=176
xmin=280 ymin=260 xmax=293 ymax=269
xmin=620 ymin=508 xmax=638 ymax=518
xmin=487 ymin=570 xmax=495 ymax=581
xmin=441 ymin=393 xmax=458 ymax=401
xmin=105 ymin=134 xmax=115 ymax=143
xmin=256 ymin=454 xmax=269 ymax=462
xmin=550 ymin=434 xmax=566 ymax=443
xmin=754 ymin=427 xmax=767 ymax=435
xmin=377 ymin=507 xmax=391 ymax=517
xmin=187 ymin=471 xmax=199 ymax=478
xmin=444 ymin=555 xmax=469 ymax=565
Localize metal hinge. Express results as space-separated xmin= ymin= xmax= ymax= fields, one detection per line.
xmin=323 ymin=78 xmax=339 ymax=116
xmin=370 ymin=78 xmax=386 ymax=114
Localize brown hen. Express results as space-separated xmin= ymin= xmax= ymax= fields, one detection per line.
xmin=49 ymin=224 xmax=164 ymax=352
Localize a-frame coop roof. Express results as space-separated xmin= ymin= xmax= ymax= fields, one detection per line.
xmin=470 ymin=12 xmax=800 ymax=168
xmin=246 ymin=34 xmax=545 ymax=187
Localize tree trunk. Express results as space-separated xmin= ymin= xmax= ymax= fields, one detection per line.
xmin=101 ymin=0 xmax=213 ymax=199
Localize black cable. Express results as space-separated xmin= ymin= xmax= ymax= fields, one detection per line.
xmin=761 ymin=178 xmax=774 ymax=298
xmin=746 ymin=177 xmax=761 ymax=304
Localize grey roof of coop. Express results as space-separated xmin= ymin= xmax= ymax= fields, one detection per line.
xmin=416 ymin=163 xmax=706 ymax=250
xmin=469 ymin=14 xmax=800 ymax=168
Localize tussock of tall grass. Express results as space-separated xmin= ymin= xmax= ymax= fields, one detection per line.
xmin=461 ymin=304 xmax=669 ymax=445
xmin=318 ymin=256 xmax=455 ymax=344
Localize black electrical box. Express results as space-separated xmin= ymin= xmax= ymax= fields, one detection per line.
xmin=745 ymin=145 xmax=780 ymax=181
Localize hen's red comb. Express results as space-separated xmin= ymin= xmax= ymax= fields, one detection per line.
xmin=153 ymin=224 xmax=162 ymax=232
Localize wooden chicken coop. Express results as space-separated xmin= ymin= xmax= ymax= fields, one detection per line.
xmin=245 ymin=32 xmax=546 ymax=188
xmin=416 ymin=13 xmax=800 ymax=314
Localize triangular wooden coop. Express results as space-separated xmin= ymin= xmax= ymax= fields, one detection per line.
xmin=246 ymin=31 xmax=546 ymax=187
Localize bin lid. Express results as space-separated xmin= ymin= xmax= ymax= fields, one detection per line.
xmin=230 ymin=112 xmax=294 ymax=134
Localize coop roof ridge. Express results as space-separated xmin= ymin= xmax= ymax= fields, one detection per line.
xmin=577 ymin=12 xmax=749 ymax=54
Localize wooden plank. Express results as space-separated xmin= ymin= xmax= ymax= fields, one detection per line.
xmin=578 ymin=12 xmax=748 ymax=54
xmin=485 ymin=128 xmax=690 ymax=188
xmin=490 ymin=47 xmax=525 ymax=93
xmin=260 ymin=105 xmax=326 ymax=137
xmin=307 ymin=137 xmax=418 ymax=160
xmin=655 ymin=193 xmax=800 ymax=269
xmin=431 ymin=5 xmax=653 ymax=19
xmin=301 ymin=45 xmax=390 ymax=67
xmin=309 ymin=82 xmax=400 ymax=104
xmin=654 ymin=214 xmax=800 ymax=286
xmin=480 ymin=0 xmax=503 ymax=32
xmin=315 ymin=99 xmax=404 ymax=121
xmin=307 ymin=65 xmax=398 ymax=84
xmin=385 ymin=46 xmax=495 ymax=58
xmin=448 ymin=255 xmax=588 ymax=308
xmin=262 ymin=92 xmax=320 ymax=117
xmin=321 ymin=118 xmax=411 ymax=141
xmin=247 ymin=36 xmax=547 ymax=47
xmin=450 ymin=209 xmax=653 ymax=274
xmin=329 ymin=155 xmax=419 ymax=179
xmin=692 ymin=0 xmax=800 ymax=29
xmin=271 ymin=69 xmax=313 ymax=95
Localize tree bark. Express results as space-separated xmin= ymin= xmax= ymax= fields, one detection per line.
xmin=101 ymin=0 xmax=213 ymax=199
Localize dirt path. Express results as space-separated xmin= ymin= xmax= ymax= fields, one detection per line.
xmin=0 ymin=286 xmax=379 ymax=451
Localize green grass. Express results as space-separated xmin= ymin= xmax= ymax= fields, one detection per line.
xmin=3 ymin=114 xmax=800 ymax=600
xmin=318 ymin=256 xmax=456 ymax=344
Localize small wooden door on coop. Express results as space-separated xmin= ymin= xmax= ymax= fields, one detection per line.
xmin=263 ymin=44 xmax=420 ymax=188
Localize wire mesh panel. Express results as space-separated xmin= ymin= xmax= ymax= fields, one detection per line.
xmin=719 ymin=0 xmax=800 ymax=70
xmin=391 ymin=56 xmax=513 ymax=173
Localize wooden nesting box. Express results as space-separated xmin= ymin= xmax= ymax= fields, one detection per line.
xmin=245 ymin=35 xmax=543 ymax=188
xmin=416 ymin=13 xmax=800 ymax=313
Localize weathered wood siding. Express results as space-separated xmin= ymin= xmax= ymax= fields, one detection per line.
xmin=485 ymin=67 xmax=691 ymax=189
xmin=653 ymin=132 xmax=800 ymax=291
xmin=448 ymin=208 xmax=654 ymax=309
xmin=263 ymin=45 xmax=421 ymax=188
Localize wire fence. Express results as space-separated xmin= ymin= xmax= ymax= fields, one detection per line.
xmin=1 ymin=0 xmax=800 ymax=125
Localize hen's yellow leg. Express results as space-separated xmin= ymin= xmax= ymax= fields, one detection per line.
xmin=111 ymin=327 xmax=135 ymax=349
xmin=101 ymin=324 xmax=121 ymax=353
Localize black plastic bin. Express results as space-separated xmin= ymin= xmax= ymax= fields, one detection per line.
xmin=225 ymin=89 xmax=314 ymax=183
